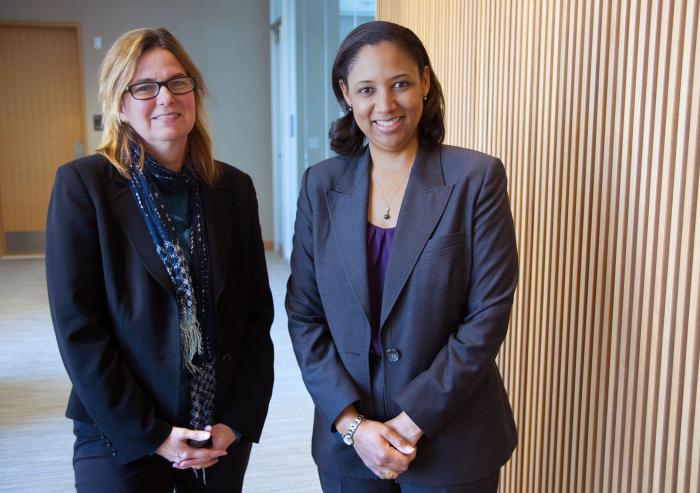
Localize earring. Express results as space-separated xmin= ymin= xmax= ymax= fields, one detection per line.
xmin=348 ymin=105 xmax=353 ymax=112
xmin=423 ymin=95 xmax=428 ymax=101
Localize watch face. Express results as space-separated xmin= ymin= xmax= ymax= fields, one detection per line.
xmin=343 ymin=435 xmax=353 ymax=446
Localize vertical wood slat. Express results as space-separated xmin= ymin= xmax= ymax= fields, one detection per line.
xmin=377 ymin=1 xmax=700 ymax=491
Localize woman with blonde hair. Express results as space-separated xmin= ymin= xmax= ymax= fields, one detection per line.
xmin=46 ymin=27 xmax=273 ymax=492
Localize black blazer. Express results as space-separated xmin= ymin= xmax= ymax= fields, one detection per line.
xmin=286 ymin=145 xmax=518 ymax=484
xmin=46 ymin=154 xmax=274 ymax=465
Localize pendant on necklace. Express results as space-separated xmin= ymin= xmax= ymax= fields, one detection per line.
xmin=383 ymin=208 xmax=391 ymax=220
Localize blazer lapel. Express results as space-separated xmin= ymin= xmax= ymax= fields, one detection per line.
xmin=326 ymin=149 xmax=371 ymax=322
xmin=113 ymin=168 xmax=233 ymax=304
xmin=113 ymin=181 xmax=176 ymax=298
xmin=380 ymin=146 xmax=454 ymax=328
xmin=201 ymin=180 xmax=233 ymax=306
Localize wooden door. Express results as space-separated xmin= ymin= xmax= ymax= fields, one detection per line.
xmin=0 ymin=23 xmax=85 ymax=255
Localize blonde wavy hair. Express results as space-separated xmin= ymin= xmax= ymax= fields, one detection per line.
xmin=96 ymin=27 xmax=219 ymax=184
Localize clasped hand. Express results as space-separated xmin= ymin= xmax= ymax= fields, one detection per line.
xmin=349 ymin=411 xmax=424 ymax=480
xmin=155 ymin=423 xmax=236 ymax=470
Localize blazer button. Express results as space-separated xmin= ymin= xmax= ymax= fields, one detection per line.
xmin=385 ymin=348 xmax=401 ymax=362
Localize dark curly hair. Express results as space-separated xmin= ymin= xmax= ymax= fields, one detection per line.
xmin=329 ymin=21 xmax=445 ymax=156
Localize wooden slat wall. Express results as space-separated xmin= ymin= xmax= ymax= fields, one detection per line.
xmin=377 ymin=1 xmax=700 ymax=491
xmin=0 ymin=24 xmax=85 ymax=235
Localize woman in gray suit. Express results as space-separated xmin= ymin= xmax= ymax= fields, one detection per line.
xmin=286 ymin=21 xmax=518 ymax=492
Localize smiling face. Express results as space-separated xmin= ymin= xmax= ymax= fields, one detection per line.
xmin=119 ymin=47 xmax=196 ymax=160
xmin=340 ymin=41 xmax=430 ymax=157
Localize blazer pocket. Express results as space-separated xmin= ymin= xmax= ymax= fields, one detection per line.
xmin=423 ymin=231 xmax=465 ymax=253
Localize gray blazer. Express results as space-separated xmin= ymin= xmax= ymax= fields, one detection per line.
xmin=286 ymin=144 xmax=518 ymax=484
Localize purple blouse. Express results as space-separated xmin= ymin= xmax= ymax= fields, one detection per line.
xmin=367 ymin=222 xmax=396 ymax=356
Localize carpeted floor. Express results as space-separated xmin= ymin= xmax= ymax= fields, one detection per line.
xmin=0 ymin=253 xmax=321 ymax=492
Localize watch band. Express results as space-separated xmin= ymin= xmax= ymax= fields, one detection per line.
xmin=341 ymin=415 xmax=364 ymax=445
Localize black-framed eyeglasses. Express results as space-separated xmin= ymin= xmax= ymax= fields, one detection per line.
xmin=124 ymin=76 xmax=196 ymax=100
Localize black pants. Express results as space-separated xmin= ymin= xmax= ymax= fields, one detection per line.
xmin=73 ymin=421 xmax=252 ymax=493
xmin=319 ymin=470 xmax=499 ymax=493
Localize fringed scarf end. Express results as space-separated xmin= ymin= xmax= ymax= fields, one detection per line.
xmin=180 ymin=315 xmax=203 ymax=373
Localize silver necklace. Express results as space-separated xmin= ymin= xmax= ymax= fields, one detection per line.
xmin=371 ymin=164 xmax=413 ymax=221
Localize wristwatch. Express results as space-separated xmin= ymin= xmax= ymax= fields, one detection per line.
xmin=341 ymin=415 xmax=364 ymax=445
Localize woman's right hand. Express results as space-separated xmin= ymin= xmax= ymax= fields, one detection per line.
xmin=155 ymin=426 xmax=227 ymax=469
xmin=351 ymin=419 xmax=417 ymax=480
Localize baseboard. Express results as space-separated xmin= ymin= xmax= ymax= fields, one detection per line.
xmin=1 ymin=254 xmax=45 ymax=260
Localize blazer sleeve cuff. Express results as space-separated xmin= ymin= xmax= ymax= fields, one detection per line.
xmin=394 ymin=377 xmax=448 ymax=437
xmin=327 ymin=396 xmax=363 ymax=434
xmin=118 ymin=419 xmax=172 ymax=465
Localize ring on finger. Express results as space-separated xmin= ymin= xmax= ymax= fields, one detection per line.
xmin=382 ymin=470 xmax=397 ymax=480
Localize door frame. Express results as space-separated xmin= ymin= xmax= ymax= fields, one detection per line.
xmin=0 ymin=20 xmax=87 ymax=257
xmin=268 ymin=1 xmax=298 ymax=260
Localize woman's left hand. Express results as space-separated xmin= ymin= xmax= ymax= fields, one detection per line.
xmin=173 ymin=423 xmax=237 ymax=469
xmin=384 ymin=411 xmax=424 ymax=446
xmin=208 ymin=423 xmax=237 ymax=450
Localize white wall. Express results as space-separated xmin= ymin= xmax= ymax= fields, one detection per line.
xmin=0 ymin=0 xmax=274 ymax=241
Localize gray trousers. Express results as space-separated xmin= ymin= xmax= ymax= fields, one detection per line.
xmin=319 ymin=355 xmax=500 ymax=492
xmin=318 ymin=469 xmax=499 ymax=493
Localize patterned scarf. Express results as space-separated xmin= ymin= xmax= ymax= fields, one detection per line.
xmin=127 ymin=146 xmax=216 ymax=440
